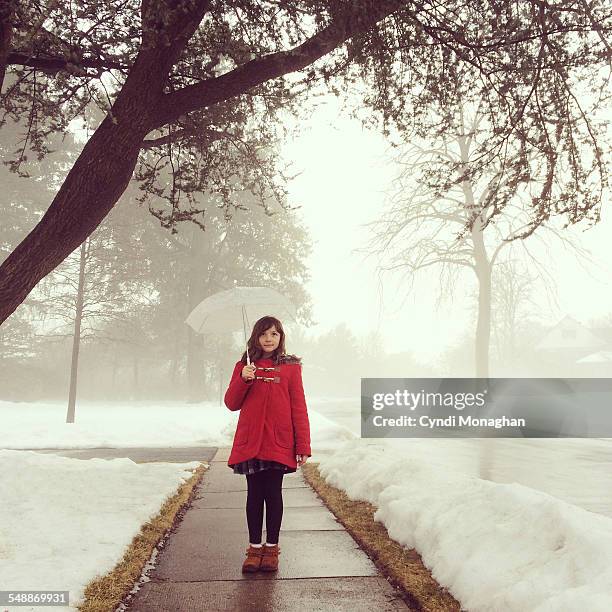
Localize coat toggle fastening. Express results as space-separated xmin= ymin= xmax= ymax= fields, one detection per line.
xmin=255 ymin=365 xmax=281 ymax=382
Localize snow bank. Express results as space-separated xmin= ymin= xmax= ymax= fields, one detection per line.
xmin=0 ymin=449 xmax=202 ymax=611
xmin=318 ymin=439 xmax=612 ymax=611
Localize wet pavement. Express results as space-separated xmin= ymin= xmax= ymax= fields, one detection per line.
xmin=125 ymin=447 xmax=410 ymax=611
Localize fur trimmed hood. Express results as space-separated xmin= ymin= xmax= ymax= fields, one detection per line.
xmin=274 ymin=353 xmax=302 ymax=365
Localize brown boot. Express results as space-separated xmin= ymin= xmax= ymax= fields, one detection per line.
xmin=242 ymin=544 xmax=263 ymax=573
xmin=259 ymin=543 xmax=280 ymax=572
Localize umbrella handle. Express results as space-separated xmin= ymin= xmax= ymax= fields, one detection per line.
xmin=242 ymin=305 xmax=251 ymax=365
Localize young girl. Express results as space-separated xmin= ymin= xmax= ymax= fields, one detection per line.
xmin=224 ymin=315 xmax=312 ymax=573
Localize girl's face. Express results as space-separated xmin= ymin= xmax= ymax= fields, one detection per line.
xmin=259 ymin=325 xmax=281 ymax=353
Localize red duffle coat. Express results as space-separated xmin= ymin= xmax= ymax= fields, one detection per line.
xmin=225 ymin=356 xmax=312 ymax=469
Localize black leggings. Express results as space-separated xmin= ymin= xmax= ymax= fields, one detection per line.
xmin=245 ymin=469 xmax=285 ymax=544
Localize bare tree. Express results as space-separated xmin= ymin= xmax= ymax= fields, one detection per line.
xmin=489 ymin=260 xmax=539 ymax=368
xmin=361 ymin=102 xmax=594 ymax=376
xmin=35 ymin=206 xmax=152 ymax=419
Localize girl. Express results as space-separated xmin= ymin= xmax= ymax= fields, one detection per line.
xmin=224 ymin=315 xmax=312 ymax=574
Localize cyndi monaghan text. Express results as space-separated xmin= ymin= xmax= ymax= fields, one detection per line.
xmin=372 ymin=415 xmax=526 ymax=429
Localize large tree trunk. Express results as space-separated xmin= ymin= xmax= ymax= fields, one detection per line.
xmin=0 ymin=104 xmax=152 ymax=323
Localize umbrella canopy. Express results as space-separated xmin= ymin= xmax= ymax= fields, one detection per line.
xmin=185 ymin=286 xmax=297 ymax=364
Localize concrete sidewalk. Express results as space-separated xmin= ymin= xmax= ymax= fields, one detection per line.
xmin=127 ymin=447 xmax=411 ymax=611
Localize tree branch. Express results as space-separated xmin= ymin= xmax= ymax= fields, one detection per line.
xmin=6 ymin=51 xmax=129 ymax=75
xmin=141 ymin=126 xmax=233 ymax=149
xmin=153 ymin=0 xmax=405 ymax=128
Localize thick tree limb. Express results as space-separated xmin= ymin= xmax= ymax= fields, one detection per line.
xmin=141 ymin=127 xmax=233 ymax=148
xmin=6 ymin=52 xmax=129 ymax=74
xmin=152 ymin=0 xmax=406 ymax=128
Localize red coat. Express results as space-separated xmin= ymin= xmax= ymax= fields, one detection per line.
xmin=225 ymin=356 xmax=311 ymax=469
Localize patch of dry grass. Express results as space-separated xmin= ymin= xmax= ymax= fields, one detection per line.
xmin=78 ymin=462 xmax=208 ymax=612
xmin=301 ymin=462 xmax=461 ymax=612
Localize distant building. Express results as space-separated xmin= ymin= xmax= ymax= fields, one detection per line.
xmin=535 ymin=315 xmax=611 ymax=376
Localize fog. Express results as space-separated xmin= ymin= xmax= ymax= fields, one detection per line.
xmin=1 ymin=96 xmax=611 ymax=403
xmin=285 ymin=97 xmax=612 ymax=357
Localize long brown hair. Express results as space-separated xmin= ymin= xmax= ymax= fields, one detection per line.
xmin=240 ymin=316 xmax=290 ymax=364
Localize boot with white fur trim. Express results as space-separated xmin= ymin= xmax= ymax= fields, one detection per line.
xmin=259 ymin=543 xmax=280 ymax=571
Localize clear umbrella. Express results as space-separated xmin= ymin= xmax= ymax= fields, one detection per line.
xmin=185 ymin=286 xmax=298 ymax=364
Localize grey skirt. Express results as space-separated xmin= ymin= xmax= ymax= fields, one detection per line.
xmin=230 ymin=458 xmax=297 ymax=475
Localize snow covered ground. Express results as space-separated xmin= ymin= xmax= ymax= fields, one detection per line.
xmin=0 ymin=449 xmax=202 ymax=611
xmin=319 ymin=439 xmax=612 ymax=611
xmin=0 ymin=397 xmax=354 ymax=451
xmin=1 ymin=398 xmax=611 ymax=610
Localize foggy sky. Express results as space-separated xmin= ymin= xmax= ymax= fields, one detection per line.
xmin=281 ymin=97 xmax=612 ymax=363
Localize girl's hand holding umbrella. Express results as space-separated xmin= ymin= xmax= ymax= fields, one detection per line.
xmin=241 ymin=364 xmax=256 ymax=381
xmin=296 ymin=454 xmax=308 ymax=467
